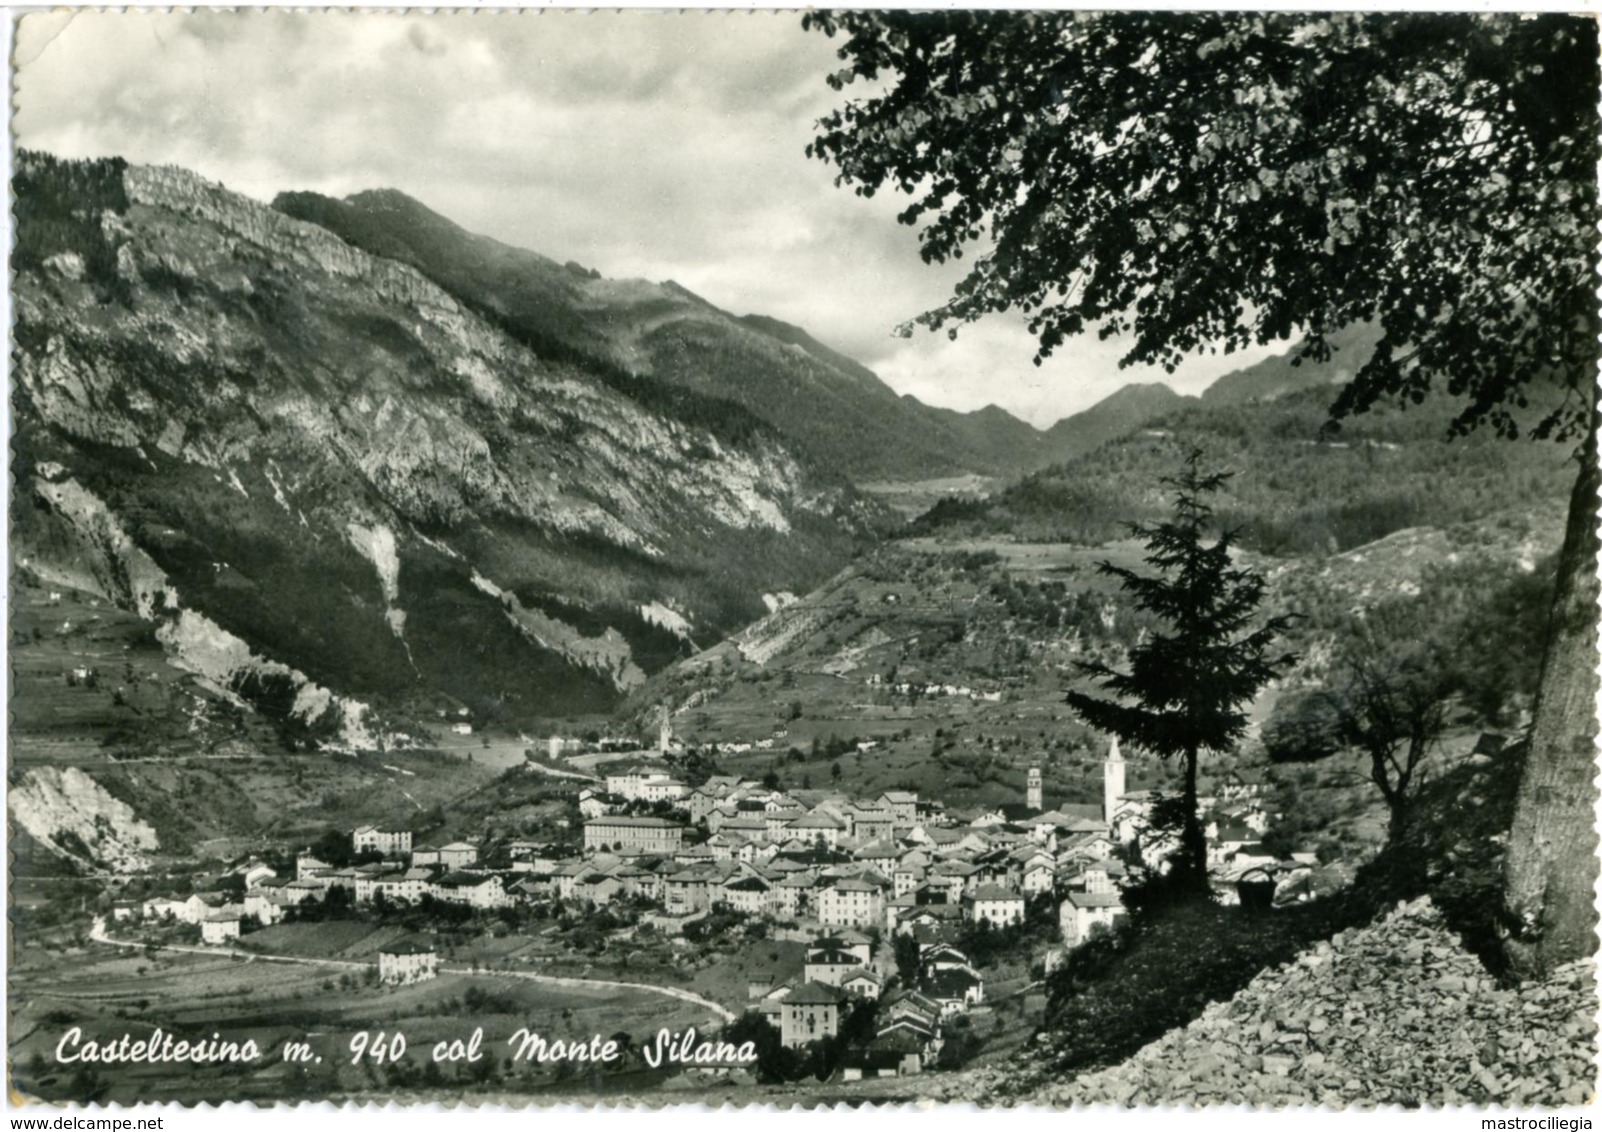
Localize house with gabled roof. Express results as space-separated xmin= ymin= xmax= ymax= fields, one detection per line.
xmin=877 ymin=791 xmax=918 ymax=825
xmin=354 ymin=867 xmax=406 ymax=905
xmin=718 ymin=873 xmax=771 ymax=915
xmin=816 ymin=876 xmax=886 ymax=930
xmin=1060 ymin=890 xmax=1127 ymax=947
xmin=893 ymin=861 xmax=926 ymax=898
xmin=853 ymin=838 xmax=901 ymax=869
xmin=927 ymin=966 xmax=984 ymax=1013
xmin=1061 ymin=830 xmax=1118 ymax=862
xmin=928 ymin=859 xmax=978 ymax=901
xmin=553 ymin=860 xmax=592 ymax=901
xmin=181 ymin=891 xmax=229 ymax=925
xmin=575 ymin=871 xmax=624 ymax=907
xmin=920 ymin=942 xmax=978 ymax=974
xmin=295 ymin=851 xmax=332 ymax=881
xmin=412 ymin=840 xmax=478 ymax=869
xmin=811 ymin=930 xmax=872 ymax=964
xmin=768 ymin=873 xmax=817 ymax=920
xmin=841 ymin=968 xmax=883 ymax=1000
xmin=663 ymin=865 xmax=714 ymax=915
xmin=201 ymin=911 xmax=242 ymax=945
xmin=786 ymin=809 xmax=844 ymax=848
xmin=1222 ymin=766 xmax=1271 ymax=799
xmin=880 ymin=988 xmax=942 ymax=1031
xmin=780 ymin=981 xmax=847 ymax=1048
xmin=431 ymin=871 xmax=508 ymax=909
xmin=850 ymin=805 xmax=897 ymax=844
xmin=378 ymin=938 xmax=438 ymax=984
xmin=353 ymin=826 xmax=413 ymax=858
xmin=578 ymin=789 xmax=627 ymax=819
xmin=720 ymin=816 xmax=769 ymax=842
xmin=964 ymin=884 xmax=1025 ymax=928
xmin=804 ymin=947 xmax=863 ymax=986
xmin=1016 ymin=856 xmax=1058 ymax=897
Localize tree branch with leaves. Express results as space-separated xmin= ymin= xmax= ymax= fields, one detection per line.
xmin=805 ymin=10 xmax=1599 ymax=975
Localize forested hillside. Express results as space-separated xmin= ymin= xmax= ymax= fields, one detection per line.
xmin=915 ymin=385 xmax=1574 ymax=557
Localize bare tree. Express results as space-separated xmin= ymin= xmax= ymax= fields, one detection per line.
xmin=1323 ymin=648 xmax=1453 ymax=840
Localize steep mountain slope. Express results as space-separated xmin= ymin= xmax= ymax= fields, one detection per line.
xmin=1201 ymin=322 xmax=1382 ymax=408
xmin=270 ymin=188 xmax=1054 ymax=480
xmin=11 ymin=151 xmax=883 ymax=739
xmin=907 ymin=400 xmax=1052 ymax=473
xmin=1042 ymin=382 xmax=1194 ymax=462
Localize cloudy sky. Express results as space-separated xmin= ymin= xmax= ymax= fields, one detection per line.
xmin=14 ymin=10 xmax=1284 ymax=427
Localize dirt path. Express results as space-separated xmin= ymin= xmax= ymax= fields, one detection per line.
xmin=89 ymin=918 xmax=734 ymax=1021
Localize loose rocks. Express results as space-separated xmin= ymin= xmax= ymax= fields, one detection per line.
xmin=986 ymin=897 xmax=1596 ymax=1107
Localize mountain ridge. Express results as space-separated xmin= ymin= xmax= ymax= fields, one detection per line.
xmin=276 ymin=186 xmax=1394 ymax=480
xmin=273 ymin=187 xmax=1056 ymax=480
xmin=11 ymin=151 xmax=886 ymax=737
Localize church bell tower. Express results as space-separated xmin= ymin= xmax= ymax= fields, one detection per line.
xmin=1026 ymin=766 xmax=1043 ymax=812
xmin=1103 ymin=736 xmax=1125 ymax=825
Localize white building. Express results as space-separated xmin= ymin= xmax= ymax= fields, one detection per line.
xmin=964 ymin=885 xmax=1025 ymax=928
xmin=605 ymin=767 xmax=686 ymax=803
xmin=816 ymin=878 xmax=885 ymax=929
xmin=1060 ymin=890 xmax=1126 ymax=948
xmin=354 ymin=826 xmax=413 ymax=857
xmin=200 ymin=914 xmax=242 ymax=945
xmin=1104 ymin=736 xmax=1125 ymax=825
xmin=412 ymin=841 xmax=477 ymax=869
xmin=378 ymin=940 xmax=439 ymax=984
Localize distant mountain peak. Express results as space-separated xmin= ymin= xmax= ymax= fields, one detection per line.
xmin=1039 ymin=381 xmax=1196 ymax=463
xmin=1200 ymin=323 xmax=1381 ymax=407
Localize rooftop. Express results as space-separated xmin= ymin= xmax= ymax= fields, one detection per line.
xmin=968 ymin=884 xmax=1024 ymax=902
xmin=785 ymin=980 xmax=847 ymax=1006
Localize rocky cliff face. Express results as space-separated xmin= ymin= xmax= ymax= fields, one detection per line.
xmin=13 ymin=151 xmax=880 ymax=736
xmin=10 ymin=767 xmax=162 ymax=873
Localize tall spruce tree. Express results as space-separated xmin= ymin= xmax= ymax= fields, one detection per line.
xmin=1066 ymin=452 xmax=1294 ymax=897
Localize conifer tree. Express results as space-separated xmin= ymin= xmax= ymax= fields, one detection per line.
xmin=1066 ymin=451 xmax=1294 ymax=897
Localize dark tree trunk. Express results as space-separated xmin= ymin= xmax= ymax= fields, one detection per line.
xmin=1503 ymin=421 xmax=1601 ymax=979
xmin=1387 ymin=795 xmax=1409 ymax=843
xmin=1180 ymin=744 xmax=1209 ymax=897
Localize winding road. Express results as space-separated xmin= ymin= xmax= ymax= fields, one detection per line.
xmin=89 ymin=918 xmax=734 ymax=1022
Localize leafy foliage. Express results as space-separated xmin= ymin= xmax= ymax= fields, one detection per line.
xmin=1319 ymin=642 xmax=1454 ymax=839
xmin=806 ymin=12 xmax=1598 ymax=440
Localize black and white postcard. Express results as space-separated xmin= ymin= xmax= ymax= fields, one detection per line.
xmin=7 ymin=7 xmax=1599 ymax=1112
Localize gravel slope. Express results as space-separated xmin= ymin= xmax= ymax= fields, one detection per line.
xmin=932 ymin=897 xmax=1596 ymax=1107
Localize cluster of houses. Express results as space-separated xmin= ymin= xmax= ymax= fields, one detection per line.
xmin=863 ymin=675 xmax=1004 ymax=703
xmin=128 ymin=828 xmax=511 ymax=944
xmin=556 ymin=739 xmax=1284 ymax=949
xmin=740 ymin=929 xmax=986 ymax=1078
xmin=124 ymin=736 xmax=1293 ymax=1005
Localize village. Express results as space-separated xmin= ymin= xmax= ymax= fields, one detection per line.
xmin=109 ymin=726 xmax=1298 ymax=1086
